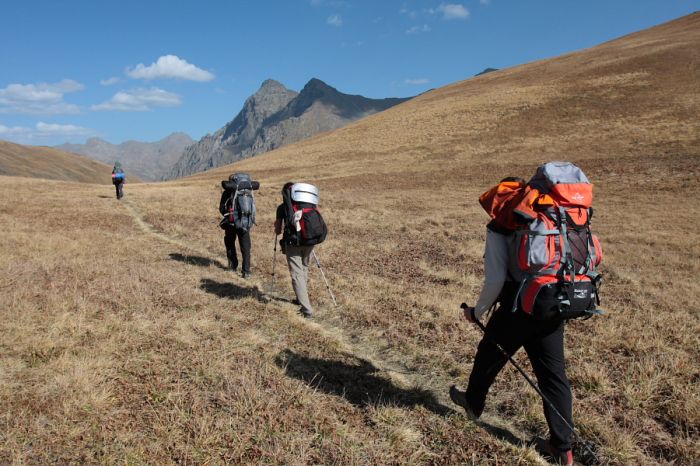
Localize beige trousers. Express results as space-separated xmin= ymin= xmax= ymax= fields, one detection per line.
xmin=285 ymin=244 xmax=315 ymax=314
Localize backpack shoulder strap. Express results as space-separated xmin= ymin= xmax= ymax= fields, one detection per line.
xmin=229 ymin=189 xmax=238 ymax=211
xmin=283 ymin=191 xmax=295 ymax=224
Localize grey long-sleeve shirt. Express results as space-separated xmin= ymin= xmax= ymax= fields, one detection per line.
xmin=474 ymin=229 xmax=511 ymax=319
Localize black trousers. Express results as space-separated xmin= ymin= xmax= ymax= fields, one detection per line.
xmin=223 ymin=226 xmax=251 ymax=273
xmin=114 ymin=182 xmax=123 ymax=199
xmin=466 ymin=307 xmax=573 ymax=450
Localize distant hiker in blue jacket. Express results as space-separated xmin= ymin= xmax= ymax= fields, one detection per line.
xmin=111 ymin=162 xmax=125 ymax=200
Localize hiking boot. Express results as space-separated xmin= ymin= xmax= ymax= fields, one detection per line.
xmin=299 ymin=307 xmax=313 ymax=319
xmin=449 ymin=385 xmax=479 ymax=421
xmin=543 ymin=441 xmax=574 ymax=466
xmin=242 ymin=271 xmax=251 ymax=279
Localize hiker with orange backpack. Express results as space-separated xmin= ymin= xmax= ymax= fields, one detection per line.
xmin=450 ymin=163 xmax=604 ymax=466
xmin=274 ymin=182 xmax=328 ymax=318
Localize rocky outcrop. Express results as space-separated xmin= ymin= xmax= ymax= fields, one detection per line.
xmin=475 ymin=67 xmax=499 ymax=76
xmin=168 ymin=79 xmax=297 ymax=178
xmin=167 ymin=78 xmax=412 ymax=179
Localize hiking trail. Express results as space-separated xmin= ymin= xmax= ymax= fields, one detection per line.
xmin=120 ymin=198 xmax=536 ymax=450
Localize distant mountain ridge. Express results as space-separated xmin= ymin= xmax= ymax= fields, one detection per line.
xmin=0 ymin=140 xmax=115 ymax=184
xmin=57 ymin=132 xmax=193 ymax=181
xmin=475 ymin=67 xmax=499 ymax=76
xmin=168 ymin=78 xmax=412 ymax=179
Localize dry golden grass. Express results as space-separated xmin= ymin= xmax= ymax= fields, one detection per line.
xmin=1 ymin=13 xmax=699 ymax=465
xmin=0 ymin=140 xmax=119 ymax=184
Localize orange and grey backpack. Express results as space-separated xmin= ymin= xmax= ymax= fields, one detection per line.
xmin=511 ymin=162 xmax=604 ymax=320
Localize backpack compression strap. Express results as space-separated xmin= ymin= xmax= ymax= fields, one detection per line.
xmin=511 ymin=217 xmax=560 ymax=313
xmin=227 ymin=189 xmax=238 ymax=222
xmin=557 ymin=206 xmax=576 ymax=310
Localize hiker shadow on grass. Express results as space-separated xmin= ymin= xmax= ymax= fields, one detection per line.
xmin=275 ymin=349 xmax=451 ymax=416
xmin=169 ymin=252 xmax=227 ymax=269
xmin=276 ymin=349 xmax=527 ymax=449
xmin=200 ymin=278 xmax=293 ymax=306
xmin=200 ymin=278 xmax=267 ymax=303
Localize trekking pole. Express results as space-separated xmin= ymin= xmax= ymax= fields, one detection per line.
xmin=460 ymin=303 xmax=599 ymax=463
xmin=271 ymin=234 xmax=278 ymax=289
xmin=312 ymin=250 xmax=337 ymax=306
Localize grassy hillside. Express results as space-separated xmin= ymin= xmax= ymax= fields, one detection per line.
xmin=0 ymin=140 xmax=121 ymax=184
xmin=1 ymin=13 xmax=698 ymax=465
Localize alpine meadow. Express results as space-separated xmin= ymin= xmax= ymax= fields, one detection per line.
xmin=1 ymin=11 xmax=699 ymax=466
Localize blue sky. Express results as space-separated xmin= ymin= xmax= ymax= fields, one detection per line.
xmin=0 ymin=0 xmax=697 ymax=146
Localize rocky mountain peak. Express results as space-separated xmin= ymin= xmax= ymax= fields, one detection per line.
xmin=220 ymin=80 xmax=298 ymax=142
xmin=258 ymin=79 xmax=287 ymax=92
xmin=301 ymin=78 xmax=336 ymax=94
xmin=167 ymin=78 xmax=413 ymax=179
xmin=85 ymin=137 xmax=106 ymax=145
xmin=159 ymin=132 xmax=194 ymax=145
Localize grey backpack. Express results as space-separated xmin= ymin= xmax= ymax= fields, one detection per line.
xmin=229 ymin=173 xmax=256 ymax=231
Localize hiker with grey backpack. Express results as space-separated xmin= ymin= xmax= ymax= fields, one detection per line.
xmin=219 ymin=173 xmax=260 ymax=279
xmin=274 ymin=182 xmax=328 ymax=318
xmin=450 ymin=162 xmax=604 ymax=466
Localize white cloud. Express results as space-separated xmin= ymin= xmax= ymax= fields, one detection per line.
xmin=55 ymin=80 xmax=84 ymax=92
xmin=100 ymin=77 xmax=122 ymax=86
xmin=0 ymin=80 xmax=83 ymax=115
xmin=126 ymin=55 xmax=215 ymax=82
xmin=400 ymin=8 xmax=418 ymax=19
xmin=405 ymin=78 xmax=429 ymax=85
xmin=0 ymin=121 xmax=95 ymax=143
xmin=91 ymin=88 xmax=182 ymax=112
xmin=36 ymin=121 xmax=94 ymax=137
xmin=0 ymin=123 xmax=30 ymax=136
xmin=327 ymin=14 xmax=343 ymax=27
xmin=438 ymin=3 xmax=469 ymax=20
xmin=406 ymin=24 xmax=431 ymax=34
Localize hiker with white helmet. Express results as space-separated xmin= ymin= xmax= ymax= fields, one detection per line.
xmin=274 ymin=182 xmax=327 ymax=318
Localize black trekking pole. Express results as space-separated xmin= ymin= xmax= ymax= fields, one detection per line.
xmin=460 ymin=303 xmax=599 ymax=463
xmin=271 ymin=234 xmax=279 ymax=289
xmin=312 ymin=250 xmax=337 ymax=306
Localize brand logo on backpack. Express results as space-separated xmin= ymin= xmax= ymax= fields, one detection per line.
xmin=511 ymin=162 xmax=604 ymax=320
